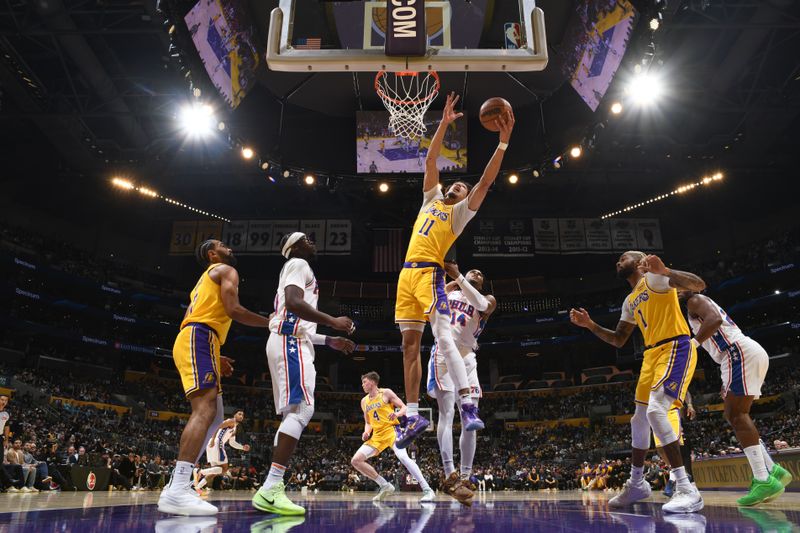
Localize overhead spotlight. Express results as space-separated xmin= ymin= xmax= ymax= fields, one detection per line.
xmin=111 ymin=177 xmax=134 ymax=190
xmin=712 ymin=172 xmax=723 ymax=180
xmin=775 ymin=290 xmax=781 ymax=295
xmin=179 ymin=104 xmax=215 ymax=137
xmin=217 ymin=121 xmax=226 ymax=131
xmin=283 ymin=170 xmax=291 ymax=178
xmin=649 ymin=17 xmax=660 ymax=30
xmin=304 ymin=174 xmax=315 ymax=185
xmin=193 ymin=87 xmax=202 ymax=98
xmin=553 ymin=156 xmax=562 ymax=169
xmin=241 ymin=147 xmax=254 ymax=160
xmin=532 ymin=169 xmax=540 ymax=178
xmin=379 ymin=182 xmax=389 ymax=193
xmin=626 ymin=73 xmax=664 ymax=106
xmin=569 ymin=146 xmax=582 ymax=158
xmin=508 ymin=174 xmax=519 ymax=184
xmin=610 ymin=102 xmax=623 ymax=114
xmin=260 ymin=160 xmax=269 ymax=171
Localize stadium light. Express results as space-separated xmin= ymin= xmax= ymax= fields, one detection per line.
xmin=508 ymin=174 xmax=519 ymax=184
xmin=569 ymin=146 xmax=582 ymax=158
xmin=626 ymin=73 xmax=664 ymax=106
xmin=283 ymin=170 xmax=291 ymax=178
xmin=304 ymin=174 xmax=315 ymax=185
xmin=241 ymin=147 xmax=254 ymax=160
xmin=610 ymin=102 xmax=623 ymax=115
xmin=111 ymin=177 xmax=134 ymax=190
xmin=180 ymin=104 xmax=215 ymax=137
xmin=649 ymin=17 xmax=660 ymax=31
xmin=378 ymin=182 xmax=389 ymax=193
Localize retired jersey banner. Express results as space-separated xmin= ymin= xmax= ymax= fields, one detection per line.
xmin=532 ymin=218 xmax=560 ymax=254
xmin=635 ymin=219 xmax=664 ymax=250
xmin=472 ymin=218 xmax=534 ymax=257
xmin=558 ymin=218 xmax=587 ymax=253
xmin=584 ymin=219 xmax=613 ymax=252
xmin=610 ymin=218 xmax=639 ymax=251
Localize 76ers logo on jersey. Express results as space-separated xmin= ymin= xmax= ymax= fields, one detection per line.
xmin=87 ymin=471 xmax=96 ymax=490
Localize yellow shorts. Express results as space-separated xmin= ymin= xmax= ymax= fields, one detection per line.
xmin=394 ymin=264 xmax=450 ymax=325
xmin=173 ymin=323 xmax=222 ymax=397
xmin=365 ymin=427 xmax=398 ymax=455
xmin=635 ymin=336 xmax=697 ymax=407
xmin=654 ymin=407 xmax=684 ymax=447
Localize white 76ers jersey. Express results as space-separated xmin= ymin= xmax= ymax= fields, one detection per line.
xmin=211 ymin=423 xmax=237 ymax=449
xmin=269 ymin=258 xmax=320 ymax=338
xmin=448 ymin=289 xmax=487 ymax=351
xmin=687 ymin=297 xmax=746 ymax=364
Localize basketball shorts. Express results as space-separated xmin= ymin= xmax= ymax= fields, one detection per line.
xmin=653 ymin=407 xmax=684 ymax=448
xmin=266 ymin=333 xmax=315 ymax=415
xmin=362 ymin=427 xmax=398 ymax=457
xmin=205 ymin=441 xmax=227 ymax=466
xmin=720 ymin=337 xmax=769 ymax=399
xmin=635 ymin=335 xmax=697 ymax=407
xmin=426 ymin=344 xmax=481 ymax=399
xmin=173 ymin=323 xmax=222 ymax=397
xmin=395 ymin=264 xmax=450 ymax=326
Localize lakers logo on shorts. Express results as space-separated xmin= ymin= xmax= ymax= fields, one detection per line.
xmin=204 ymin=371 xmax=216 ymax=384
xmin=666 ymin=381 xmax=678 ymax=393
xmin=438 ymin=300 xmax=449 ymax=312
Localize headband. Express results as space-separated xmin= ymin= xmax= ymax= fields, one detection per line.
xmin=282 ymin=232 xmax=306 ymax=259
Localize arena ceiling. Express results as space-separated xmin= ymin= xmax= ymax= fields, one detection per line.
xmin=1 ymin=0 xmax=799 ymax=220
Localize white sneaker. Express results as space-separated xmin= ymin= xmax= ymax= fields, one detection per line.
xmin=155 ymin=516 xmax=218 ymax=533
xmin=7 ymin=487 xmax=20 ymax=493
xmin=662 ymin=488 xmax=704 ymax=514
xmin=419 ymin=488 xmax=436 ymax=502
xmin=372 ymin=484 xmax=395 ymax=502
xmin=21 ymin=487 xmax=33 ymax=493
xmin=158 ymin=486 xmax=219 ymax=516
xmin=663 ymin=512 xmax=707 ymax=531
xmin=608 ymin=479 xmax=651 ymax=508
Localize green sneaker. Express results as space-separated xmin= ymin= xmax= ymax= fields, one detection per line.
xmin=771 ymin=464 xmax=793 ymax=488
xmin=250 ymin=515 xmax=306 ymax=533
xmin=252 ymin=482 xmax=306 ymax=516
xmin=738 ymin=509 xmax=794 ymax=533
xmin=737 ymin=477 xmax=785 ymax=507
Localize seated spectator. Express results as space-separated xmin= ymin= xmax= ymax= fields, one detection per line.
xmin=6 ymin=439 xmax=36 ymax=492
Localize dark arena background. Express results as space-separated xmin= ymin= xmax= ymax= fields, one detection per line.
xmin=1 ymin=0 xmax=800 ymax=531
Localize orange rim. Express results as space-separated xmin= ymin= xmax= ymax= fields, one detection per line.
xmin=375 ymin=70 xmax=440 ymax=106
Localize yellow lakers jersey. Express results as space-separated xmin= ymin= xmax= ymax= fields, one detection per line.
xmin=362 ymin=389 xmax=399 ymax=432
xmin=181 ymin=264 xmax=233 ymax=344
xmin=626 ymin=275 xmax=690 ymax=347
xmin=405 ymin=198 xmax=459 ymax=265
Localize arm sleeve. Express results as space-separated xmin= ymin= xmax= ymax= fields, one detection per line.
xmin=228 ymin=436 xmax=245 ymax=450
xmin=308 ymin=333 xmax=327 ymax=345
xmin=645 ymin=272 xmax=671 ymax=292
xmin=283 ymin=259 xmax=311 ymax=291
xmin=619 ymin=297 xmax=636 ymax=324
xmin=451 ymin=199 xmax=478 ymax=236
xmin=456 ymin=276 xmax=490 ymax=312
xmin=419 ymin=187 xmax=443 ymax=215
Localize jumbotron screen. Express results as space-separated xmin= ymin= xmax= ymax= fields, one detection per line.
xmin=356 ymin=111 xmax=467 ymax=174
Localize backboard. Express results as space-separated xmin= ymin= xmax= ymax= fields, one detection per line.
xmin=266 ymin=0 xmax=548 ymax=72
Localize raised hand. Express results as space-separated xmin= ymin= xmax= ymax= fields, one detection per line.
xmin=495 ymin=108 xmax=515 ymax=143
xmin=442 ymin=92 xmax=464 ymax=125
xmin=638 ymin=254 xmax=668 ymax=276
xmin=569 ymin=307 xmax=593 ymax=328
xmin=326 ymin=336 xmax=356 ymax=355
xmin=444 ymin=261 xmax=460 ymax=280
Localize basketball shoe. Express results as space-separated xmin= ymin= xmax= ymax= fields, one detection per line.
xmin=663 ymin=486 xmax=704 ymax=513
xmin=737 ymin=476 xmax=784 ymax=507
xmin=460 ymin=404 xmax=484 ymax=431
xmin=608 ymin=478 xmax=651 ymax=508
xmin=372 ymin=484 xmax=395 ymax=502
xmin=252 ymin=481 xmax=305 ymax=516
xmin=158 ymin=485 xmax=218 ymax=516
xmin=395 ymin=415 xmax=429 ymax=449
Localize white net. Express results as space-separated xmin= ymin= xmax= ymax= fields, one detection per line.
xmin=375 ymin=71 xmax=440 ymax=140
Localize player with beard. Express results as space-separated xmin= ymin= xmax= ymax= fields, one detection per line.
xmin=570 ymin=252 xmax=706 ymax=513
xmin=252 ymin=233 xmax=356 ymax=516
xmin=394 ymin=91 xmax=514 ymax=449
xmin=159 ymin=240 xmax=270 ymax=516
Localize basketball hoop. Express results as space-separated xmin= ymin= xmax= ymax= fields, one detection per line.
xmin=375 ymin=71 xmax=440 ymax=140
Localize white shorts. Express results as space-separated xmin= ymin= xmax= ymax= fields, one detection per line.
xmin=720 ymin=337 xmax=769 ymax=399
xmin=266 ymin=333 xmax=316 ymax=415
xmin=205 ymin=443 xmax=227 ymax=466
xmin=426 ymin=343 xmax=481 ymax=399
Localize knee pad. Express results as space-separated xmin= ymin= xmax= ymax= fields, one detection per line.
xmin=279 ymin=402 xmax=315 ymax=440
xmin=630 ymin=403 xmax=650 ymax=450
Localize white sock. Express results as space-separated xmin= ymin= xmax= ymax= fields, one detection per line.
xmin=375 ymin=475 xmax=391 ymax=488
xmin=669 ymin=470 xmax=676 ymax=482
xmin=459 ymin=393 xmax=473 ymax=406
xmin=263 ymin=462 xmax=287 ymax=491
xmin=200 ymin=466 xmax=223 ymax=477
xmin=196 ymin=477 xmax=207 ymax=490
xmin=460 ymin=421 xmax=476 ymax=478
xmin=630 ymin=465 xmax=644 ymax=484
xmin=394 ymin=446 xmax=431 ymax=492
xmin=169 ymin=461 xmax=194 ymax=491
xmin=744 ymin=445 xmax=769 ymax=481
xmin=760 ymin=440 xmax=776 ymax=471
xmin=672 ymin=466 xmax=691 ymax=491
xmin=407 ymin=403 xmax=419 ymax=417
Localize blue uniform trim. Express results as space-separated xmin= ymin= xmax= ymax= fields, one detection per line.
xmin=280 ymin=312 xmax=299 ymax=336
xmin=403 ymin=261 xmax=443 ymax=269
xmin=728 ymin=343 xmax=746 ymax=396
xmin=285 ymin=335 xmax=305 ymax=405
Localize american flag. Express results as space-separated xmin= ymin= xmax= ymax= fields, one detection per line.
xmin=294 ymin=37 xmax=322 ymax=50
xmin=373 ymin=228 xmax=405 ymax=272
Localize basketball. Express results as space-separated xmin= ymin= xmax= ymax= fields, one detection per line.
xmin=479 ymin=97 xmax=512 ymax=131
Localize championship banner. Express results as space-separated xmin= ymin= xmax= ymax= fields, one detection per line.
xmin=558 ymin=218 xmax=587 ymax=253
xmin=472 ymin=218 xmax=534 ymax=257
xmin=610 ymin=218 xmax=639 ymax=251
xmin=584 ymin=218 xmax=613 ymax=252
xmin=532 ymin=218 xmax=560 ymax=254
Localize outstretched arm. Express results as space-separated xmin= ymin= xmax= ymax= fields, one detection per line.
xmin=686 ymin=294 xmax=723 ymax=345
xmin=570 ymin=308 xmax=636 ymax=348
xmin=423 ymin=92 xmax=463 ymax=192
xmin=467 ymin=110 xmax=515 ymax=211
xmin=639 ymin=255 xmax=706 ymax=292
xmin=216 ymin=266 xmax=270 ymax=328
